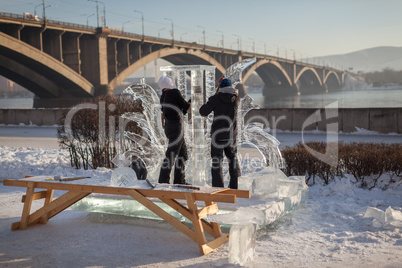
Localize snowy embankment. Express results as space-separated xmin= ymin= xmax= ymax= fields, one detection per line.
xmin=0 ymin=126 xmax=401 ymax=267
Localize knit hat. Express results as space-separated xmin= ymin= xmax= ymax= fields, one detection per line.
xmin=158 ymin=76 xmax=176 ymax=90
xmin=219 ymin=78 xmax=232 ymax=88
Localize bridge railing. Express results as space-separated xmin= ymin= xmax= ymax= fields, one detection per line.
xmin=0 ymin=11 xmax=346 ymax=73
xmin=46 ymin=19 xmax=97 ymax=30
xmin=0 ymin=11 xmax=97 ymax=31
xmin=0 ymin=11 xmax=27 ymax=20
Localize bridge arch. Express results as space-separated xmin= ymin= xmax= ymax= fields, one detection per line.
xmin=243 ymin=59 xmax=293 ymax=87
xmin=295 ymin=67 xmax=322 ymax=86
xmin=0 ymin=32 xmax=93 ymax=98
xmin=324 ymin=71 xmax=342 ymax=91
xmin=296 ymin=67 xmax=325 ymax=94
xmin=109 ymin=47 xmax=226 ymax=90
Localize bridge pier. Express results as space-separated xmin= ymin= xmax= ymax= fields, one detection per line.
xmin=95 ymin=84 xmax=113 ymax=96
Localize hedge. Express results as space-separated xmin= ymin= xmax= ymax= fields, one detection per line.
xmin=281 ymin=142 xmax=402 ymax=189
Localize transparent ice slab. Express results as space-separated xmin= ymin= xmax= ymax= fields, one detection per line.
xmin=71 ymin=195 xmax=188 ymax=223
xmin=208 ymin=174 xmax=308 ymax=226
xmin=228 ymin=223 xmax=257 ymax=265
xmin=364 ymin=206 xmax=402 ymax=228
xmin=71 ymin=174 xmax=308 ymax=228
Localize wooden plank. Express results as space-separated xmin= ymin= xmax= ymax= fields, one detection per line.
xmin=21 ymin=191 xmax=47 ymax=202
xmin=39 ymin=189 xmax=54 ymax=224
xmin=160 ymin=198 xmax=218 ymax=238
xmin=220 ymin=189 xmax=251 ymax=199
xmin=126 ymin=189 xmax=197 ymax=243
xmin=196 ymin=203 xmax=219 ymax=219
xmin=200 ymin=234 xmax=230 ymax=255
xmin=19 ymin=182 xmax=36 ymax=230
xmin=185 ymin=193 xmax=207 ymax=251
xmin=3 ymin=179 xmax=237 ymax=203
xmin=205 ymin=201 xmax=222 ymax=238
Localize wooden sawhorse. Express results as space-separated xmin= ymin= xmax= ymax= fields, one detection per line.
xmin=3 ymin=178 xmax=250 ymax=255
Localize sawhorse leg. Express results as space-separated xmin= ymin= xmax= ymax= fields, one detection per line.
xmin=12 ymin=183 xmax=89 ymax=231
xmin=185 ymin=193 xmax=229 ymax=255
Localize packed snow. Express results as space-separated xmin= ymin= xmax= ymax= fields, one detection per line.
xmin=0 ymin=125 xmax=401 ymax=267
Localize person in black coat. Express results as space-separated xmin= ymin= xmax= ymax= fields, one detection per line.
xmin=199 ymin=78 xmax=240 ymax=189
xmin=158 ymin=76 xmax=191 ymax=184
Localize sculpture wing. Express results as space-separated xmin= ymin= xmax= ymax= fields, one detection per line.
xmin=223 ymin=57 xmax=256 ymax=87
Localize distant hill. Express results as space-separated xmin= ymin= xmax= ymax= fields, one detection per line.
xmin=309 ymin=46 xmax=402 ymax=73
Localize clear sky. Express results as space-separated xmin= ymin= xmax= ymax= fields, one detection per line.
xmin=1 ymin=0 xmax=402 ymax=58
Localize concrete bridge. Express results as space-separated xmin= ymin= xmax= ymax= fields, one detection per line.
xmin=0 ymin=12 xmax=347 ymax=108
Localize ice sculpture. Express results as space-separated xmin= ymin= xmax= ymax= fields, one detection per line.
xmin=113 ymin=58 xmax=286 ymax=187
xmin=223 ymin=57 xmax=256 ymax=88
xmin=160 ymin=65 xmax=216 ymax=186
xmin=119 ymin=80 xmax=167 ymax=181
xmin=228 ymin=223 xmax=258 ymax=265
xmin=110 ymin=167 xmax=137 ymax=187
xmin=238 ymin=94 xmax=284 ymax=169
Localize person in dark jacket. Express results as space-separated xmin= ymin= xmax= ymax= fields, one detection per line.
xmin=199 ymin=78 xmax=240 ymax=189
xmin=158 ymin=76 xmax=191 ymax=185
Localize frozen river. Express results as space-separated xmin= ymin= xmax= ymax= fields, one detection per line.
xmin=0 ymin=125 xmax=400 ymax=149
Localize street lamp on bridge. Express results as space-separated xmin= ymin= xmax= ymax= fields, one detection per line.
xmin=217 ymin=30 xmax=224 ymax=49
xmin=164 ymin=18 xmax=174 ymax=46
xmin=273 ymin=44 xmax=279 ymax=57
xmin=197 ymin=25 xmax=206 ymax=49
xmin=88 ymin=0 xmax=106 ymax=27
xmin=232 ymin=34 xmax=241 ymax=50
xmin=87 ymin=13 xmax=95 ymax=26
xmin=249 ymin=38 xmax=255 ymax=55
xmin=122 ymin=21 xmax=131 ymax=32
xmin=259 ymin=41 xmax=267 ymax=55
xmin=34 ymin=3 xmax=51 ymax=18
xmin=134 ymin=10 xmax=144 ymax=40
xmin=281 ymin=46 xmax=287 ymax=59
xmin=289 ymin=49 xmax=296 ymax=61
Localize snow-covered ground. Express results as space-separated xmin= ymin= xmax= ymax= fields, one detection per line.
xmin=0 ymin=125 xmax=401 ymax=267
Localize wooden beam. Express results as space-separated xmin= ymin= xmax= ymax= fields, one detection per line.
xmin=205 ymin=201 xmax=222 ymax=238
xmin=19 ymin=182 xmax=36 ymax=230
xmin=3 ymin=179 xmax=237 ymax=203
xmin=42 ymin=191 xmax=88 ymax=221
xmin=159 ymin=198 xmax=216 ymax=237
xmin=126 ymin=189 xmax=197 ymax=243
xmin=201 ymin=234 xmax=230 ymax=255
xmin=196 ymin=203 xmax=219 ymax=219
xmin=21 ymin=190 xmax=47 ymax=202
xmin=39 ymin=189 xmax=54 ymax=224
xmin=185 ymin=193 xmax=208 ymax=252
xmin=215 ymin=188 xmax=251 ymax=199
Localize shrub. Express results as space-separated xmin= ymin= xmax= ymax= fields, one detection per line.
xmin=281 ymin=142 xmax=401 ymax=189
xmin=57 ymin=95 xmax=142 ymax=169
